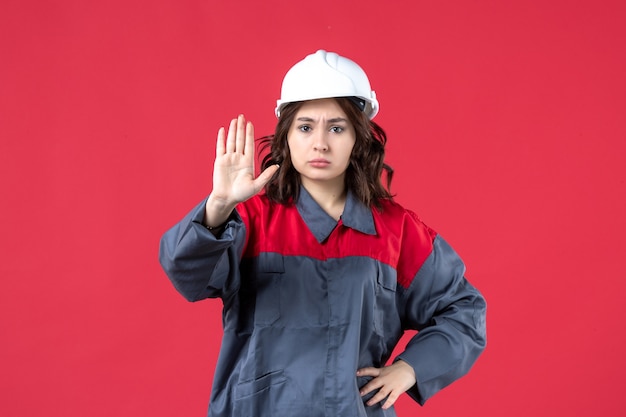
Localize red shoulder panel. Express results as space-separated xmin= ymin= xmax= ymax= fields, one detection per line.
xmin=237 ymin=196 xmax=437 ymax=289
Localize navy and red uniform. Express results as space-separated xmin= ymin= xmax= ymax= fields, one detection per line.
xmin=159 ymin=186 xmax=487 ymax=417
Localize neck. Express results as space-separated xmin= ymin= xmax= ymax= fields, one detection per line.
xmin=301 ymin=178 xmax=347 ymax=221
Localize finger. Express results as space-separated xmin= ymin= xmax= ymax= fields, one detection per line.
xmin=381 ymin=390 xmax=400 ymax=410
xmin=216 ymin=127 xmax=226 ymax=156
xmin=360 ymin=376 xmax=384 ymax=397
xmin=244 ymin=120 xmax=254 ymax=156
xmin=356 ymin=367 xmax=381 ymax=377
xmin=226 ymin=118 xmax=237 ymax=153
xmin=235 ymin=114 xmax=246 ymax=153
xmin=366 ymin=387 xmax=391 ymax=407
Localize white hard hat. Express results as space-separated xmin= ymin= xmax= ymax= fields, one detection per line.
xmin=275 ymin=50 xmax=379 ymax=119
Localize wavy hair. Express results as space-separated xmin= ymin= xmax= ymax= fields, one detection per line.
xmin=259 ymin=98 xmax=394 ymax=209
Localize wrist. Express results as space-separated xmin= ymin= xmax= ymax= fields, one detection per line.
xmin=204 ymin=194 xmax=236 ymax=229
xmin=206 ymin=192 xmax=237 ymax=210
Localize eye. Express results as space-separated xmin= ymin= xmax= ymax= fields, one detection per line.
xmin=298 ymin=125 xmax=311 ymax=132
xmin=330 ymin=126 xmax=344 ymax=133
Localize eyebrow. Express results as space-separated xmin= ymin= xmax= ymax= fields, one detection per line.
xmin=296 ymin=117 xmax=349 ymax=124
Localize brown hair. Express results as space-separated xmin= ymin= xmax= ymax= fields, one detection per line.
xmin=259 ymin=98 xmax=394 ymax=209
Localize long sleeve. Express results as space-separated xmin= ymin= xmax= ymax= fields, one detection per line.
xmin=395 ymin=234 xmax=487 ymax=405
xmin=158 ymin=199 xmax=247 ymax=302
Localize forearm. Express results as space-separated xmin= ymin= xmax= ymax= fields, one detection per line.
xmin=397 ymin=301 xmax=486 ymax=404
xmin=397 ymin=236 xmax=487 ymax=404
xmin=159 ymin=198 xmax=244 ymax=301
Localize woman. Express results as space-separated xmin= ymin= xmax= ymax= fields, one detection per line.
xmin=159 ymin=50 xmax=486 ymax=417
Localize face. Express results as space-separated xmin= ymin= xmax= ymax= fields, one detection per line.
xmin=287 ymin=98 xmax=356 ymax=189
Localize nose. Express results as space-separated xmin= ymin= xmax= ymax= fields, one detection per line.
xmin=313 ymin=131 xmax=329 ymax=152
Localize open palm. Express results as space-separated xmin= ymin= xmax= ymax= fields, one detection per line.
xmin=205 ymin=115 xmax=279 ymax=227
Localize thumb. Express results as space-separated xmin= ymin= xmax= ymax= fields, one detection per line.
xmin=253 ymin=164 xmax=280 ymax=191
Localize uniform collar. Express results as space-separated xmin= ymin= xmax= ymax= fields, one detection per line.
xmin=295 ymin=185 xmax=377 ymax=243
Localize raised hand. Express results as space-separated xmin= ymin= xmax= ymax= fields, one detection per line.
xmin=204 ymin=115 xmax=279 ymax=229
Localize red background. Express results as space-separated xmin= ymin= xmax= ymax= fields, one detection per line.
xmin=1 ymin=0 xmax=625 ymax=416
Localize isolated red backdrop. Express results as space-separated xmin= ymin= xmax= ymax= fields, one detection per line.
xmin=1 ymin=1 xmax=625 ymax=416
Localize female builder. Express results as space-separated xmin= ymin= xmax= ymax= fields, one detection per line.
xmin=159 ymin=50 xmax=486 ymax=417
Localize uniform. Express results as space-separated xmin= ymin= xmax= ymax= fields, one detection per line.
xmin=159 ymin=186 xmax=487 ymax=417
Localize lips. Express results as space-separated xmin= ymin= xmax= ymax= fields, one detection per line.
xmin=308 ymin=158 xmax=330 ymax=168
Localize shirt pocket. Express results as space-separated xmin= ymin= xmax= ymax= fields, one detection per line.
xmin=374 ymin=267 xmax=398 ymax=336
xmin=254 ymin=253 xmax=285 ymax=326
xmin=233 ymin=369 xmax=287 ymax=416
xmin=377 ymin=271 xmax=397 ymax=291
